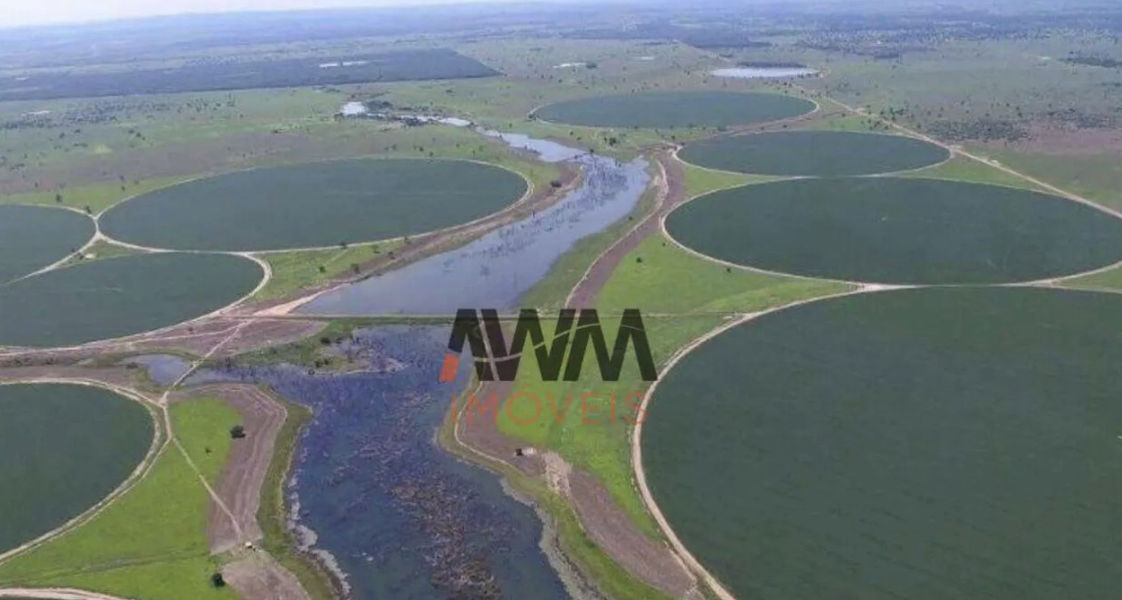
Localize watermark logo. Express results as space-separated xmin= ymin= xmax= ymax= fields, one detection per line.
xmin=439 ymin=308 xmax=657 ymax=383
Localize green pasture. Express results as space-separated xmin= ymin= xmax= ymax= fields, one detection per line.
xmin=258 ymin=240 xmax=405 ymax=301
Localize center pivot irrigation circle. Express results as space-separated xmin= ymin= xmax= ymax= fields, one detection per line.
xmin=100 ymin=158 xmax=529 ymax=252
xmin=533 ymin=91 xmax=816 ymax=129
xmin=665 ymin=177 xmax=1122 ymax=285
xmin=678 ymin=130 xmax=950 ymax=176
xmin=643 ymin=286 xmax=1122 ymax=600
xmin=0 ymin=252 xmax=263 ymax=348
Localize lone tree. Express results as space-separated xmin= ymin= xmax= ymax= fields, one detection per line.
xmin=211 ymin=573 xmax=226 ymax=588
xmin=229 ymin=425 xmax=246 ymax=439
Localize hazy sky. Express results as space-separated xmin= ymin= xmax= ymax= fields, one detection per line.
xmin=0 ymin=0 xmax=527 ymax=29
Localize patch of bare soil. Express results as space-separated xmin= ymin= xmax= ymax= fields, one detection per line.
xmin=169 ymin=384 xmax=287 ymax=553
xmin=457 ymin=380 xmax=547 ymax=478
xmin=223 ymin=550 xmax=311 ymax=600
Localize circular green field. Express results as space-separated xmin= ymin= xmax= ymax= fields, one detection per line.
xmin=0 ymin=205 xmax=94 ymax=284
xmin=0 ymin=383 xmax=153 ymax=553
xmin=100 ymin=158 xmax=528 ymax=252
xmin=533 ymin=91 xmax=815 ymax=129
xmin=679 ymin=131 xmax=950 ymax=176
xmin=666 ymin=177 xmax=1122 ymax=284
xmin=644 ymin=287 xmax=1122 ymax=600
xmin=0 ymin=253 xmax=262 ymax=348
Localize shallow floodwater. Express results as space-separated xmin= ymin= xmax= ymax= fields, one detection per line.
xmin=300 ymin=132 xmax=649 ymax=314
xmin=124 ymin=354 xmax=192 ymax=386
xmin=189 ymin=327 xmax=569 ymax=600
xmin=712 ymin=67 xmax=818 ymax=79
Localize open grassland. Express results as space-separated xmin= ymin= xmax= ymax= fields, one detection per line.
xmin=0 ymin=177 xmax=191 ymax=215
xmin=0 ymin=205 xmax=93 ymax=283
xmin=977 ymin=147 xmax=1122 ymax=212
xmin=0 ymin=397 xmax=241 ymax=600
xmin=643 ymin=286 xmax=1122 ymax=600
xmin=100 ymin=158 xmax=527 ymax=252
xmin=534 ymin=91 xmax=814 ymax=129
xmin=0 ymin=253 xmax=262 ymax=348
xmin=667 ymin=177 xmax=1122 ymax=284
xmin=678 ymin=161 xmax=757 ymax=201
xmin=0 ymin=384 xmax=153 ymax=554
xmin=499 ymin=234 xmax=851 ymax=533
xmin=900 ymin=154 xmax=1047 ymax=191
xmin=256 ymin=240 xmax=406 ymax=301
xmin=680 ymin=130 xmax=949 ymax=176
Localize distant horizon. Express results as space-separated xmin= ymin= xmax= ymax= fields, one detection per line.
xmin=0 ymin=0 xmax=569 ymax=31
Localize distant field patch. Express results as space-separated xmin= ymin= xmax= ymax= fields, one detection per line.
xmin=666 ymin=177 xmax=1122 ymax=284
xmin=679 ymin=131 xmax=949 ymax=176
xmin=0 ymin=383 xmax=152 ymax=554
xmin=0 ymin=49 xmax=498 ymax=101
xmin=0 ymin=205 xmax=94 ymax=283
xmin=644 ymin=286 xmax=1122 ymax=600
xmin=101 ymin=159 xmax=527 ymax=252
xmin=0 ymin=253 xmax=262 ymax=348
xmin=533 ymin=91 xmax=814 ymax=128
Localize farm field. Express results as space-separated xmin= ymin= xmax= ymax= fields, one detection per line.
xmin=100 ymin=158 xmax=527 ymax=252
xmin=533 ymin=91 xmax=815 ymax=128
xmin=0 ymin=205 xmax=94 ymax=283
xmin=641 ymin=286 xmax=1122 ymax=600
xmin=0 ymin=383 xmax=153 ymax=554
xmin=0 ymin=253 xmax=262 ymax=347
xmin=678 ymin=131 xmax=950 ymax=176
xmin=3 ymin=4 xmax=1122 ymax=600
xmin=666 ymin=177 xmax=1122 ymax=284
xmin=0 ymin=397 xmax=241 ymax=600
xmin=0 ymin=48 xmax=498 ymax=101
